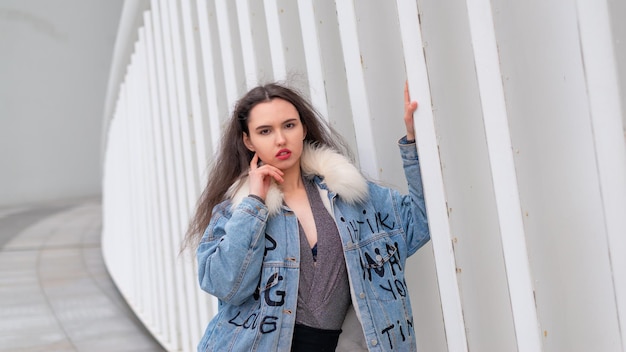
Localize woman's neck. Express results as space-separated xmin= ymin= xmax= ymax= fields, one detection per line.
xmin=279 ymin=166 xmax=304 ymax=194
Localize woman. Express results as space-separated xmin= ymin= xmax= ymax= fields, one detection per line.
xmin=185 ymin=82 xmax=430 ymax=351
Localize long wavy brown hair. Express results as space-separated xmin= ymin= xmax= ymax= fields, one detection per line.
xmin=182 ymin=82 xmax=352 ymax=251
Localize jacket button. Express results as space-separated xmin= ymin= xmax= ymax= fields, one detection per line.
xmin=359 ymin=292 xmax=365 ymax=299
xmin=375 ymin=254 xmax=383 ymax=262
xmin=371 ymin=339 xmax=378 ymax=346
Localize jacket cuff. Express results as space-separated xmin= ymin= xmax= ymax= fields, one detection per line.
xmin=398 ymin=135 xmax=415 ymax=145
xmin=247 ymin=194 xmax=265 ymax=204
xmin=398 ymin=136 xmax=419 ymax=160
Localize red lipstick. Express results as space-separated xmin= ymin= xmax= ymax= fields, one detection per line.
xmin=276 ymin=148 xmax=291 ymax=160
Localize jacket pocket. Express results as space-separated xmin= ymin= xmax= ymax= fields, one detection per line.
xmin=357 ymin=233 xmax=408 ymax=301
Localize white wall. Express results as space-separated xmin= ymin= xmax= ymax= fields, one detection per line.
xmin=102 ymin=1 xmax=626 ymax=351
xmin=0 ymin=0 xmax=123 ymax=206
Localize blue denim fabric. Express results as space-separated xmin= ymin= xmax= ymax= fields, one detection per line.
xmin=197 ymin=138 xmax=430 ymax=351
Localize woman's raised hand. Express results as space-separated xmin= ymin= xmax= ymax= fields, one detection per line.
xmin=248 ymin=153 xmax=284 ymax=201
xmin=404 ymin=81 xmax=418 ymax=141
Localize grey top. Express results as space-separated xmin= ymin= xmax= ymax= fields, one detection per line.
xmin=295 ymin=177 xmax=351 ymax=330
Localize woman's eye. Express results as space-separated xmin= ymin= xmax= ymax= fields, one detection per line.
xmin=259 ymin=129 xmax=270 ymax=135
xmin=285 ymin=123 xmax=295 ymax=129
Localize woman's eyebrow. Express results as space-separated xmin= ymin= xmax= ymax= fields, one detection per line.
xmin=254 ymin=118 xmax=298 ymax=131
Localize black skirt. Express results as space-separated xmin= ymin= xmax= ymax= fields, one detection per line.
xmin=291 ymin=324 xmax=342 ymax=352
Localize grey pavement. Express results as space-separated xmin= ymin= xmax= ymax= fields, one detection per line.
xmin=0 ymin=198 xmax=166 ymax=352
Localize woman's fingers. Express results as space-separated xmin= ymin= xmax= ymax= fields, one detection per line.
xmin=404 ymin=81 xmax=418 ymax=113
xmin=249 ymin=153 xmax=259 ymax=170
xmin=404 ymin=80 xmax=411 ymax=105
xmin=261 ymin=165 xmax=284 ymax=183
xmin=248 ymin=155 xmax=284 ymax=199
xmin=404 ymin=81 xmax=418 ymax=140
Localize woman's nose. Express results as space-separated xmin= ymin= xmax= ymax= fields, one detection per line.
xmin=275 ymin=131 xmax=286 ymax=145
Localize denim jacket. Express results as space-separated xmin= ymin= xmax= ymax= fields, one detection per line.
xmin=197 ymin=138 xmax=430 ymax=351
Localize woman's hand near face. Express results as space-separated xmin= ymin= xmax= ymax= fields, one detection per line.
xmin=248 ymin=153 xmax=284 ymax=200
xmin=404 ymin=81 xmax=418 ymax=141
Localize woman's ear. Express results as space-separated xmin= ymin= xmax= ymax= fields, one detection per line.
xmin=243 ymin=132 xmax=255 ymax=152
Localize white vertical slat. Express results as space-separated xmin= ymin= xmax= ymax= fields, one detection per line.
xmin=197 ymin=0 xmax=228 ymax=153
xmin=575 ymin=0 xmax=626 ymax=349
xmin=138 ymin=18 xmax=169 ymax=340
xmin=146 ymin=19 xmax=169 ymax=348
xmin=235 ymin=0 xmax=258 ymax=87
xmin=180 ymin=0 xmax=212 ymax=178
xmin=140 ymin=26 xmax=167 ymax=337
xmin=125 ymin=54 xmax=142 ymax=313
xmin=264 ymin=0 xmax=286 ymax=81
xmin=125 ymin=54 xmax=136 ymax=310
xmin=342 ymin=3 xmax=408 ymax=185
xmin=159 ymin=0 xmax=190 ymax=222
xmin=180 ymin=0 xmax=215 ymax=330
xmin=214 ymin=0 xmax=244 ymax=108
xmin=195 ymin=0 xmax=225 ymax=316
xmin=114 ymin=80 xmax=130 ymax=294
xmin=113 ymin=81 xmax=134 ymax=302
xmin=152 ymin=0 xmax=187 ymax=348
xmin=395 ymin=1 xmax=469 ymax=351
xmin=134 ymin=32 xmax=148 ymax=327
xmin=295 ymin=0 xmax=358 ymax=154
xmin=334 ymin=1 xmax=377 ymax=176
xmin=157 ymin=0 xmax=195 ymax=349
xmin=264 ymin=0 xmax=307 ymax=91
xmin=144 ymin=9 xmax=179 ymax=349
xmin=164 ymin=1 xmax=204 ymax=346
xmin=465 ymin=0 xmax=543 ymax=351
xmin=135 ymin=44 xmax=149 ymax=322
xmin=165 ymin=0 xmax=200 ymax=208
xmin=133 ymin=30 xmax=155 ymax=328
xmin=297 ymin=0 xmax=328 ymax=118
xmin=122 ymin=58 xmax=134 ymax=307
xmin=236 ymin=0 xmax=273 ymax=88
xmin=123 ymin=84 xmax=135 ymax=303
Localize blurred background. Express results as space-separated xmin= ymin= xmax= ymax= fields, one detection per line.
xmin=0 ymin=1 xmax=124 ymax=206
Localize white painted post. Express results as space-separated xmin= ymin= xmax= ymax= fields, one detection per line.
xmin=236 ymin=0 xmax=273 ymax=88
xmin=396 ymin=1 xmax=469 ymax=351
xmin=334 ymin=1 xmax=377 ymax=176
xmin=163 ymin=2 xmax=204 ymax=346
xmin=214 ymin=0 xmax=245 ymax=110
xmin=144 ymin=11 xmax=179 ymax=349
xmin=465 ymin=0 xmax=543 ymax=350
xmin=152 ymin=0 xmax=188 ymax=348
xmin=295 ymin=0 xmax=358 ymax=153
xmin=575 ymin=0 xmax=626 ymax=349
xmin=196 ymin=0 xmax=228 ymax=153
xmin=180 ymin=0 xmax=215 ymax=330
xmin=138 ymin=18 xmax=170 ymax=342
xmin=134 ymin=29 xmax=156 ymax=331
xmin=264 ymin=0 xmax=308 ymax=93
xmin=195 ymin=0 xmax=226 ymax=317
xmin=296 ymin=0 xmax=328 ymax=118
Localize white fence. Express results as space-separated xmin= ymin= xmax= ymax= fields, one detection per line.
xmin=101 ymin=0 xmax=626 ymax=351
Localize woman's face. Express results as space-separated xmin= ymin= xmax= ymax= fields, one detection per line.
xmin=243 ymin=98 xmax=307 ymax=173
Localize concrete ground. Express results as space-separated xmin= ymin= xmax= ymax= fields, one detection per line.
xmin=0 ymin=198 xmax=165 ymax=352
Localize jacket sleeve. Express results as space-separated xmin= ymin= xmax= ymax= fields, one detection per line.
xmin=397 ymin=136 xmax=431 ymax=256
xmin=196 ymin=196 xmax=268 ymax=306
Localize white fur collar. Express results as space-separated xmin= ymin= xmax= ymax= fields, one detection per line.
xmin=226 ymin=143 xmax=368 ymax=215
